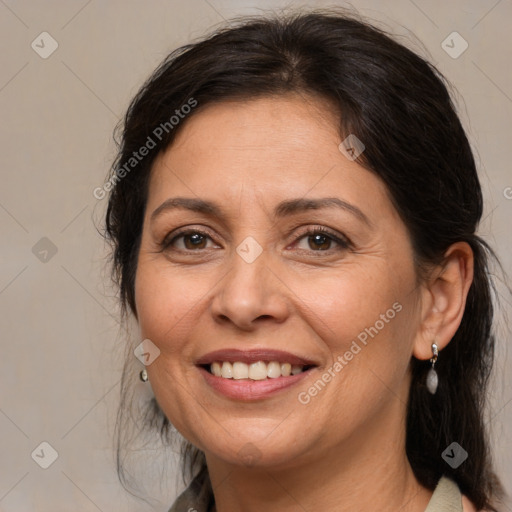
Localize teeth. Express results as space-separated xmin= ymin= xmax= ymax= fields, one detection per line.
xmin=267 ymin=361 xmax=281 ymax=378
xmin=233 ymin=362 xmax=248 ymax=380
xmin=221 ymin=361 xmax=233 ymax=379
xmin=280 ymin=363 xmax=291 ymax=376
xmin=249 ymin=361 xmax=267 ymax=380
xmin=211 ymin=362 xmax=222 ymax=377
xmin=209 ymin=361 xmax=308 ymax=380
xmin=291 ymin=365 xmax=302 ymax=375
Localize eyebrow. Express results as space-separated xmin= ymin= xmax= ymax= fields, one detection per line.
xmin=274 ymin=197 xmax=371 ymax=226
xmin=151 ymin=196 xmax=371 ymax=226
xmin=151 ymin=197 xmax=222 ymax=221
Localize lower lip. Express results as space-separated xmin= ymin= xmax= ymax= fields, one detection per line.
xmin=197 ymin=366 xmax=314 ymax=401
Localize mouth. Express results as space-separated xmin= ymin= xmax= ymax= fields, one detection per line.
xmin=200 ymin=361 xmax=315 ymax=380
xmin=195 ymin=349 xmax=319 ymax=400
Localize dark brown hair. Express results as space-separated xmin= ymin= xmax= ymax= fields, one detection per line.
xmin=105 ymin=9 xmax=506 ymax=510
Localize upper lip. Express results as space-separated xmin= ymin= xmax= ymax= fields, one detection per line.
xmin=195 ymin=349 xmax=318 ymax=366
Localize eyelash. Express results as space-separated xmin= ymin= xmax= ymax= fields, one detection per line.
xmin=161 ymin=227 xmax=218 ymax=252
xmin=160 ymin=225 xmax=351 ymax=254
xmin=291 ymin=226 xmax=351 ymax=252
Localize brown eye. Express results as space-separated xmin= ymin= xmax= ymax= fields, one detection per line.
xmin=183 ymin=232 xmax=207 ymax=249
xmin=308 ymin=233 xmax=332 ymax=250
xmin=163 ymin=230 xmax=218 ymax=251
xmin=294 ymin=228 xmax=349 ymax=252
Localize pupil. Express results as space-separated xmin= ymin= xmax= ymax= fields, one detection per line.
xmin=186 ymin=233 xmax=205 ymax=248
xmin=309 ymin=234 xmax=330 ymax=250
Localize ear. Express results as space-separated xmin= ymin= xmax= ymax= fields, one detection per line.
xmin=412 ymin=242 xmax=474 ymax=360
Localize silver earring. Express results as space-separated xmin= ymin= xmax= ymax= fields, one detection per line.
xmin=139 ymin=368 xmax=148 ymax=382
xmin=426 ymin=343 xmax=439 ymax=394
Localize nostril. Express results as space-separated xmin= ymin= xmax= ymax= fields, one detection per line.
xmin=255 ymin=314 xmax=273 ymax=321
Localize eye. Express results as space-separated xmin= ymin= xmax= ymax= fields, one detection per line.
xmin=162 ymin=229 xmax=219 ymax=251
xmin=293 ymin=227 xmax=350 ymax=252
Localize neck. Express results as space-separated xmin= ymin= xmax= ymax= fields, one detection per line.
xmin=205 ymin=397 xmax=433 ymax=512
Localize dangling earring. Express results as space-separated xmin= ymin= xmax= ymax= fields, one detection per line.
xmin=139 ymin=368 xmax=148 ymax=382
xmin=426 ymin=342 xmax=439 ymax=394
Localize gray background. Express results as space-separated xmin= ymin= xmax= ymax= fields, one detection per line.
xmin=0 ymin=0 xmax=510 ymax=510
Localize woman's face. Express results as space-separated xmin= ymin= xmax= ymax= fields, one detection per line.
xmin=135 ymin=95 xmax=424 ymax=469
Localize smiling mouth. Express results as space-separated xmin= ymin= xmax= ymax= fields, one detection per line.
xmin=200 ymin=361 xmax=316 ymax=380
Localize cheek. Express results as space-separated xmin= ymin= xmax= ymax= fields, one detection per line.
xmin=134 ymin=259 xmax=211 ymax=355
xmin=292 ymin=260 xmax=418 ymax=402
xmin=294 ymin=265 xmax=403 ymax=345
xmin=295 ymin=271 xmax=416 ymax=416
xmin=133 ymin=260 xmax=212 ymax=443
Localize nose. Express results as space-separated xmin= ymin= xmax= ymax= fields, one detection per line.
xmin=210 ymin=250 xmax=290 ymax=331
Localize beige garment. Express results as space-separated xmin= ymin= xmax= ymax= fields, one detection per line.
xmin=425 ymin=476 xmax=463 ymax=512
xmin=168 ymin=470 xmax=463 ymax=512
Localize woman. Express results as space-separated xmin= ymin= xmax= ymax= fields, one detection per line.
xmin=105 ymin=10 xmax=507 ymax=512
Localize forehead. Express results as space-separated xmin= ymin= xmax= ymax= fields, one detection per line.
xmin=146 ymin=95 xmax=392 ymax=220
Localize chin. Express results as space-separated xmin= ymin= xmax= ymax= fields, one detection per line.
xmin=200 ymin=430 xmax=311 ymax=470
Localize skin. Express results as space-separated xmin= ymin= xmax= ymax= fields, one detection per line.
xmin=134 ymin=94 xmax=476 ymax=512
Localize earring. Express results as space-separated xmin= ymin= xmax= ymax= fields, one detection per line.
xmin=426 ymin=343 xmax=439 ymax=394
xmin=139 ymin=368 xmax=148 ymax=382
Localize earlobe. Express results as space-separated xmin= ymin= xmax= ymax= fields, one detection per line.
xmin=413 ymin=242 xmax=474 ymax=361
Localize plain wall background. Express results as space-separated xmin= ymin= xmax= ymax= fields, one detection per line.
xmin=0 ymin=1 xmax=510 ymax=510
